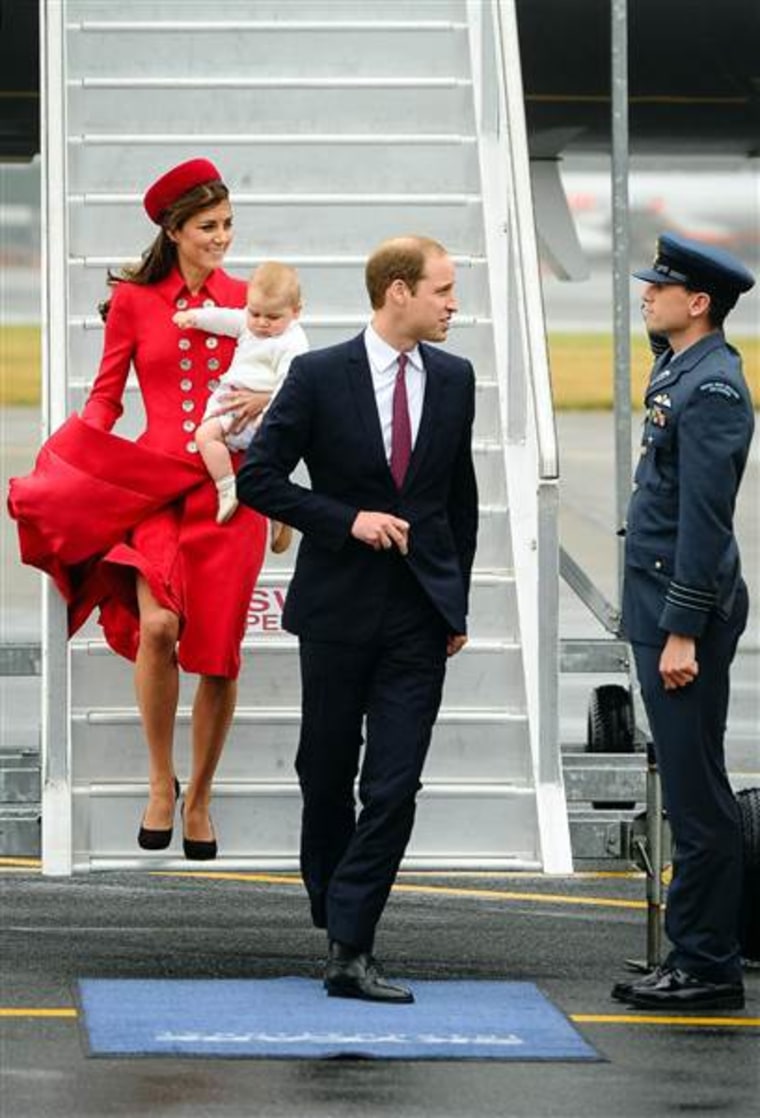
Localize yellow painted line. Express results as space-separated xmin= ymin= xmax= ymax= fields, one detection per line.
xmin=151 ymin=871 xmax=301 ymax=885
xmin=572 ymin=1014 xmax=760 ymax=1028
xmin=392 ymin=882 xmax=647 ymax=911
xmin=0 ymin=1008 xmax=77 ymax=1019
xmin=398 ymin=870 xmax=644 ymax=881
xmin=0 ymin=857 xmax=41 ymax=869
xmin=2 ymin=1008 xmax=756 ymax=1030
xmin=153 ymin=871 xmax=647 ymax=911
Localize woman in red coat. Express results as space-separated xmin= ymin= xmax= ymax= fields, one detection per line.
xmin=9 ymin=159 xmax=269 ymax=859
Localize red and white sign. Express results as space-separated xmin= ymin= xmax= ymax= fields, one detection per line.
xmin=246 ymin=586 xmax=286 ymax=636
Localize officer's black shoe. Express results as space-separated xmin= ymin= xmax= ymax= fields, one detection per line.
xmin=324 ymin=941 xmax=414 ymax=1004
xmin=618 ymin=966 xmax=744 ymax=1011
xmin=611 ymin=966 xmax=665 ymax=1003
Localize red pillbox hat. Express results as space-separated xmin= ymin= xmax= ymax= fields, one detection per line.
xmin=143 ymin=158 xmax=223 ymax=224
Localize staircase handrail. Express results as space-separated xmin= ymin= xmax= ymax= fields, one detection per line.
xmin=494 ymin=0 xmax=558 ymax=479
xmin=469 ymin=0 xmax=572 ymax=872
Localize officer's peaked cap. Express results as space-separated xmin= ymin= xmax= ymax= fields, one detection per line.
xmin=632 ymin=232 xmax=755 ymax=299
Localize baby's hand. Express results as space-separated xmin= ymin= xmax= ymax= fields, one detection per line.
xmin=172 ymin=311 xmax=196 ymax=329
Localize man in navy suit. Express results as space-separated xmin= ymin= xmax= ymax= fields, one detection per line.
xmin=612 ymin=233 xmax=755 ymax=1012
xmin=237 ymin=236 xmax=478 ymax=1003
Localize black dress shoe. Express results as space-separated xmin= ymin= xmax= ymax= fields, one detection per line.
xmin=181 ymin=803 xmax=218 ymax=861
xmin=620 ymin=966 xmax=744 ymax=1011
xmin=324 ymin=942 xmax=414 ymax=1004
xmin=137 ymin=777 xmax=181 ymax=851
xmin=611 ymin=966 xmax=664 ymax=1003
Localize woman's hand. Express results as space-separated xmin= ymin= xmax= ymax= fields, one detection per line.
xmin=209 ymin=389 xmax=272 ymax=433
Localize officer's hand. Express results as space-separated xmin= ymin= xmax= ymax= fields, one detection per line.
xmin=659 ymin=633 xmax=699 ymax=690
xmin=351 ymin=511 xmax=410 ymax=555
xmin=447 ymin=634 xmax=468 ymax=657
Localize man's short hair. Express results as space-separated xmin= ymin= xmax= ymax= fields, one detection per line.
xmin=686 ymin=286 xmax=736 ymax=330
xmin=365 ymin=236 xmax=448 ymax=310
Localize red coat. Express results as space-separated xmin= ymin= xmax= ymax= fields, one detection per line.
xmin=8 ymin=267 xmax=267 ymax=679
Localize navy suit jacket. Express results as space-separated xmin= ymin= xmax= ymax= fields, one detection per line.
xmin=622 ymin=331 xmax=754 ymax=646
xmin=236 ymin=332 xmax=479 ymax=643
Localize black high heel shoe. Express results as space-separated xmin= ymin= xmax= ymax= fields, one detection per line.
xmin=137 ymin=777 xmax=181 ymax=851
xmin=181 ymin=802 xmax=218 ymax=861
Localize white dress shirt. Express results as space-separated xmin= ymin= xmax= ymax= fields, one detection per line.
xmin=363 ymin=323 xmax=426 ymax=464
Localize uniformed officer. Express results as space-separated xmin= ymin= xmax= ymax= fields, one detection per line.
xmin=612 ymin=233 xmax=755 ymax=1011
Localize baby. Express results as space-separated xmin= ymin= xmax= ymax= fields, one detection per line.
xmin=174 ymin=261 xmax=308 ymax=548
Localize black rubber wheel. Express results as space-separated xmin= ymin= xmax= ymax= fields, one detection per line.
xmin=738 ymin=787 xmax=760 ymax=962
xmin=587 ymin=684 xmax=635 ymax=753
xmin=587 ymin=685 xmax=636 ymax=809
xmin=737 ymin=788 xmax=760 ymax=872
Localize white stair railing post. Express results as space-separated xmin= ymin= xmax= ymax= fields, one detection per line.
xmin=475 ymin=0 xmax=572 ymax=872
xmin=40 ymin=0 xmax=73 ymax=876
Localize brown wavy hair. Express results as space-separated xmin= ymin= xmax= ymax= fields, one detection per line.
xmin=98 ymin=179 xmax=229 ymax=321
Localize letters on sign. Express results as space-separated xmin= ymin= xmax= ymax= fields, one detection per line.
xmin=246 ymin=587 xmax=286 ymax=635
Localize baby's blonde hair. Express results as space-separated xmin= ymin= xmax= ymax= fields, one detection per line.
xmin=249 ymin=261 xmax=301 ymax=309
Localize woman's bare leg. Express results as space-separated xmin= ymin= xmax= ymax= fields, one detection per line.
xmin=183 ymin=674 xmax=237 ymax=841
xmin=135 ymin=575 xmax=180 ymax=829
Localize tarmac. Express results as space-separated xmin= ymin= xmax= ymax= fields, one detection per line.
xmin=1 ymin=865 xmax=759 ymax=1117
xmin=1 ymin=405 xmax=759 ymax=1117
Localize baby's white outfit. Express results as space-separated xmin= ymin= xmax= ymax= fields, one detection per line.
xmin=196 ymin=309 xmax=309 ymax=451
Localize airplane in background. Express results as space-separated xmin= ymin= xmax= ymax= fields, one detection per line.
xmin=562 ymin=166 xmax=760 ymax=264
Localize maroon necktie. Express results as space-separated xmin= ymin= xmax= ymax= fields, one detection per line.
xmin=390 ymin=352 xmax=412 ymax=489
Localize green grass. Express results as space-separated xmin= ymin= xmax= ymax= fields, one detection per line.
xmin=547 ymin=332 xmax=760 ymax=409
xmin=0 ymin=326 xmax=42 ymax=407
xmin=1 ymin=325 xmax=758 ymax=410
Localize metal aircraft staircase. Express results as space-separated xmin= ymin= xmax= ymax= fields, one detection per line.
xmin=31 ymin=0 xmax=574 ymax=874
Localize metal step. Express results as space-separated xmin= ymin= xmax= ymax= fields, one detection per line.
xmin=67 ymin=20 xmax=470 ymax=80
xmin=75 ymin=570 xmax=518 ymax=644
xmin=0 ymin=751 xmax=41 ymax=804
xmin=562 ymin=750 xmax=643 ymax=863
xmin=68 ymin=135 xmax=480 ymax=195
xmin=0 ymin=644 xmax=41 ymax=676
xmin=72 ymin=780 xmax=540 ymax=870
xmin=563 ymin=752 xmax=645 ymax=807
xmin=67 ymin=252 xmax=488 ymax=318
xmin=68 ymin=191 xmax=484 ymax=258
xmin=567 ymin=809 xmax=638 ymax=862
xmin=67 ymin=320 xmax=499 ymax=383
xmin=66 ymin=371 xmax=502 ymax=444
xmin=0 ymin=806 xmax=41 ymax=857
xmin=70 ymin=636 xmax=527 ymax=712
xmin=67 ymin=0 xmax=465 ymax=20
xmin=68 ymin=80 xmax=475 ymax=139
xmin=72 ymin=709 xmax=532 ymax=786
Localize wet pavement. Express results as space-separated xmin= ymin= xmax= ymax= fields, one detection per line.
xmin=1 ymin=863 xmax=759 ymax=1118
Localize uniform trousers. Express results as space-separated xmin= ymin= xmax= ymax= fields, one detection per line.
xmin=632 ymin=581 xmax=748 ymax=983
xmin=295 ymin=556 xmax=449 ymax=952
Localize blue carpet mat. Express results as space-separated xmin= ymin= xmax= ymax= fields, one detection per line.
xmin=77 ymin=978 xmax=598 ymax=1060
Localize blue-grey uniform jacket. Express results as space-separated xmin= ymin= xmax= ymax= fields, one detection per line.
xmin=622 ymin=331 xmax=754 ymax=647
